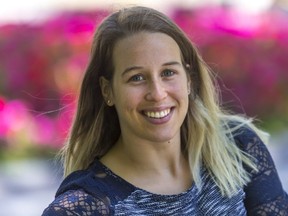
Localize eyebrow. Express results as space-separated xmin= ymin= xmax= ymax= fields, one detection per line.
xmin=121 ymin=61 xmax=182 ymax=76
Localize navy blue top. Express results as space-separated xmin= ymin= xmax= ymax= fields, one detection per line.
xmin=42 ymin=127 xmax=288 ymax=215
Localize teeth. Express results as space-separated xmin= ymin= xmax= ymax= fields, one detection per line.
xmin=145 ymin=109 xmax=170 ymax=119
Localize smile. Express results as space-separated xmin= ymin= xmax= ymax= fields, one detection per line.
xmin=144 ymin=108 xmax=171 ymax=119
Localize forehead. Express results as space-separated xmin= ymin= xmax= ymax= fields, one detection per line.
xmin=112 ymin=32 xmax=182 ymax=71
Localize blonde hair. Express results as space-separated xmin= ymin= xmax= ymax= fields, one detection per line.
xmin=182 ymin=59 xmax=269 ymax=196
xmin=60 ymin=6 xmax=269 ymax=197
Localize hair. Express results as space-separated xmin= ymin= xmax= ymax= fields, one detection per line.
xmin=60 ymin=6 xmax=269 ymax=197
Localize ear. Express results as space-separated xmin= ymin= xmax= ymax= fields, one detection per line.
xmin=99 ymin=76 xmax=113 ymax=105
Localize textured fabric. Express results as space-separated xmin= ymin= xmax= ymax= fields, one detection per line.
xmin=111 ymin=170 xmax=246 ymax=215
xmin=233 ymin=127 xmax=288 ymax=215
xmin=42 ymin=127 xmax=288 ymax=215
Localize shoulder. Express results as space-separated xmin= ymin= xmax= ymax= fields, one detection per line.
xmin=229 ymin=122 xmax=268 ymax=156
xmin=42 ymin=160 xmax=137 ymax=215
xmin=42 ymin=162 xmax=112 ymax=216
xmin=55 ymin=161 xmax=115 ymax=198
xmin=230 ymin=123 xmax=273 ymax=173
xmin=42 ymin=189 xmax=110 ymax=216
xmin=229 ymin=123 xmax=288 ymax=213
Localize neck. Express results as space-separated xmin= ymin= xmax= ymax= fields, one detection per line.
xmin=119 ymin=135 xmax=183 ymax=170
xmin=100 ymin=135 xmax=192 ymax=194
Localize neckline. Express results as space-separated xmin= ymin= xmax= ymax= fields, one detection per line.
xmin=93 ymin=159 xmax=197 ymax=198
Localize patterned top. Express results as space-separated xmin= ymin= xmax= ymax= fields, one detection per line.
xmin=42 ymin=127 xmax=288 ymax=215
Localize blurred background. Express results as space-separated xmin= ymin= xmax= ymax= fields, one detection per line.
xmin=0 ymin=0 xmax=287 ymax=215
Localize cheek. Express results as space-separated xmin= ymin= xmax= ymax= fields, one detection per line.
xmin=170 ymin=80 xmax=189 ymax=97
xmin=171 ymin=83 xmax=190 ymax=109
xmin=113 ymin=86 xmax=144 ymax=110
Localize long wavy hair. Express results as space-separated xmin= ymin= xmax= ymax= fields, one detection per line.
xmin=61 ymin=6 xmax=268 ymax=197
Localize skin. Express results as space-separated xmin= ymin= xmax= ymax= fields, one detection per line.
xmin=100 ymin=32 xmax=192 ymax=195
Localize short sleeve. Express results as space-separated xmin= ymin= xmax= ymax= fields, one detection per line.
xmin=235 ymin=127 xmax=288 ymax=215
xmin=42 ymin=189 xmax=110 ymax=216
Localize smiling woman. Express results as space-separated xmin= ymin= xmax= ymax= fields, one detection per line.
xmin=42 ymin=6 xmax=288 ymax=216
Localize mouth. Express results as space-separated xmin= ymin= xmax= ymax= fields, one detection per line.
xmin=143 ymin=108 xmax=171 ymax=119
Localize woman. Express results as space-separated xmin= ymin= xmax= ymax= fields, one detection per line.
xmin=42 ymin=6 xmax=288 ymax=215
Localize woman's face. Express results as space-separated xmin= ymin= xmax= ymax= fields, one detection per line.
xmin=101 ymin=32 xmax=190 ymax=143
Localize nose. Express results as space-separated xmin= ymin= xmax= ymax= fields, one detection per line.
xmin=145 ymin=79 xmax=167 ymax=102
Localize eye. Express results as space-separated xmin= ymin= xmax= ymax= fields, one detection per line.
xmin=129 ymin=74 xmax=145 ymax=82
xmin=161 ymin=69 xmax=175 ymax=77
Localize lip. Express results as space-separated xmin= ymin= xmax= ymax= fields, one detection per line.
xmin=141 ymin=107 xmax=174 ymax=124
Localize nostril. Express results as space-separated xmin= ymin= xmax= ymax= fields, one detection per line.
xmin=146 ymin=83 xmax=167 ymax=101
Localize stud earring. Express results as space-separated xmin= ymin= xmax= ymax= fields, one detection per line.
xmin=107 ymin=100 xmax=111 ymax=105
